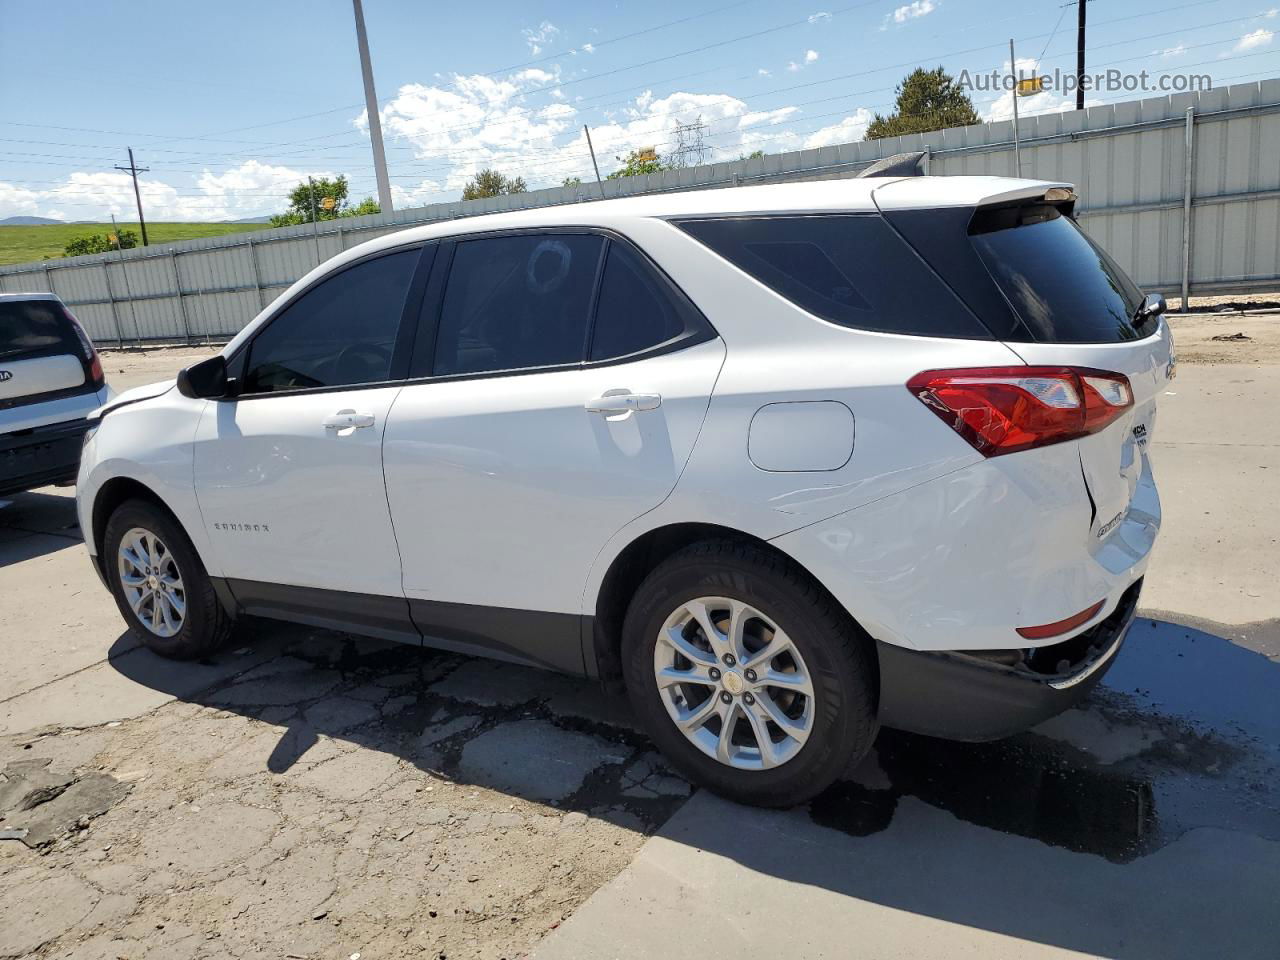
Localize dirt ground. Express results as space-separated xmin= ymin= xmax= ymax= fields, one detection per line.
xmin=0 ymin=614 xmax=689 ymax=960
xmin=1165 ymin=310 xmax=1280 ymax=364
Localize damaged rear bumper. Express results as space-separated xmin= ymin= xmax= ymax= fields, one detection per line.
xmin=877 ymin=579 xmax=1141 ymax=741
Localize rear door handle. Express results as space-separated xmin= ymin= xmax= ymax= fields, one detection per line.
xmin=323 ymin=411 xmax=376 ymax=430
xmin=585 ymin=392 xmax=662 ymax=414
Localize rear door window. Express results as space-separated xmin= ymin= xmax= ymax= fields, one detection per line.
xmin=968 ymin=203 xmax=1152 ymax=343
xmin=0 ymin=300 xmax=77 ymax=360
xmin=677 ymin=215 xmax=991 ymax=338
xmin=589 ymin=241 xmax=701 ymax=361
xmin=433 ymin=234 xmax=604 ymax=376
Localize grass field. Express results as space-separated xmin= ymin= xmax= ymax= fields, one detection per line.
xmin=0 ymin=221 xmax=274 ymax=266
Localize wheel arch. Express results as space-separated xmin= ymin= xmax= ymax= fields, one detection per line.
xmin=91 ymin=477 xmax=195 ymax=578
xmin=590 ymin=521 xmax=874 ymax=690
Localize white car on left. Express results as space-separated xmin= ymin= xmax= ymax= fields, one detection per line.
xmin=0 ymin=293 xmax=111 ymax=497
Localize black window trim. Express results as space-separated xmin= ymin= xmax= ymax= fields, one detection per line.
xmin=224 ymin=241 xmax=437 ymax=401
xmin=404 ymin=224 xmax=718 ymax=386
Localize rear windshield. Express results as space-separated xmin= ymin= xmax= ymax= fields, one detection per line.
xmin=677 ymin=214 xmax=991 ymax=339
xmin=0 ymin=300 xmax=77 ymax=360
xmin=969 ymin=203 xmax=1155 ymax=343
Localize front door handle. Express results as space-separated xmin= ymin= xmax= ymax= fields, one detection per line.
xmin=323 ymin=411 xmax=376 ymax=431
xmin=585 ymin=392 xmax=662 ymax=414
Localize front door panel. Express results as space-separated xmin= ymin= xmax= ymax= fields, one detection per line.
xmin=193 ymin=387 xmax=406 ymax=601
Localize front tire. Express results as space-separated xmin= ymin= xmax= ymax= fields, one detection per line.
xmin=621 ymin=540 xmax=878 ymax=807
xmin=103 ymin=498 xmax=233 ymax=660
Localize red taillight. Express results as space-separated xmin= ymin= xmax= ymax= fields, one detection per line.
xmin=1016 ymin=600 xmax=1105 ymax=640
xmin=88 ymin=351 xmax=103 ymax=385
xmin=62 ymin=308 xmax=103 ymax=386
xmin=906 ymin=366 xmax=1133 ymax=457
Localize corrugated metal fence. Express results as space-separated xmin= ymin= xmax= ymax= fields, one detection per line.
xmin=4 ymin=78 xmax=1279 ymax=347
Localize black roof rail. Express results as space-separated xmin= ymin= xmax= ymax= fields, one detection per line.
xmin=854 ymin=152 xmax=926 ymax=178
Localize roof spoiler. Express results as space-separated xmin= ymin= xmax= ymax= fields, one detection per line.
xmin=855 ymin=151 xmax=926 ymax=179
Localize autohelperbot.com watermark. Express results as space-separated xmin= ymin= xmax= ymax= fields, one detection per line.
xmin=957 ymin=68 xmax=1213 ymax=96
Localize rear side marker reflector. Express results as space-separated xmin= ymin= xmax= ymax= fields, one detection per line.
xmin=907 ymin=366 xmax=1133 ymax=457
xmin=1016 ymin=600 xmax=1105 ymax=640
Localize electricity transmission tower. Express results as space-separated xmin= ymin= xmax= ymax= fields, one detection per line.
xmin=671 ymin=116 xmax=709 ymax=169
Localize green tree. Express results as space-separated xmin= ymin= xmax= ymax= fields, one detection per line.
xmin=64 ymin=228 xmax=138 ymax=257
xmin=607 ymin=148 xmax=667 ymax=179
xmin=865 ymin=67 xmax=979 ymax=140
xmin=462 ymin=168 xmax=528 ymax=200
xmin=562 ymin=176 xmax=583 ymax=187
xmin=270 ymin=175 xmax=378 ymax=226
xmin=739 ymin=149 xmax=765 ymax=160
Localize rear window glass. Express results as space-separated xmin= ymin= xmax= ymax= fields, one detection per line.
xmin=677 ymin=215 xmax=990 ymax=338
xmin=969 ymin=203 xmax=1153 ymax=343
xmin=0 ymin=300 xmax=75 ymax=360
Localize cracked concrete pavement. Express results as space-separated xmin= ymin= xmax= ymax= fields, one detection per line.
xmin=2 ymin=337 xmax=1279 ymax=959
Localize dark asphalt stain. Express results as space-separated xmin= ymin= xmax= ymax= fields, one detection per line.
xmin=810 ymin=617 xmax=1280 ymax=863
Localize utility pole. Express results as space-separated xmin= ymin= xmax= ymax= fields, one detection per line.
xmin=1009 ymin=39 xmax=1023 ymax=177
xmin=351 ymin=0 xmax=394 ymax=213
xmin=308 ymin=177 xmax=322 ymax=264
xmin=1076 ymin=0 xmax=1087 ymax=110
xmin=584 ymin=125 xmax=604 ymax=198
xmin=114 ymin=147 xmax=150 ymax=247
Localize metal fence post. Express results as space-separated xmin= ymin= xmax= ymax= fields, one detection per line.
xmin=247 ymin=237 xmax=267 ymax=309
xmin=41 ymin=262 xmax=54 ymax=295
xmin=101 ymin=260 xmax=125 ymax=349
xmin=169 ymin=250 xmax=193 ymax=343
xmin=1180 ymin=105 xmax=1196 ymax=311
xmin=116 ymin=250 xmax=143 ymax=347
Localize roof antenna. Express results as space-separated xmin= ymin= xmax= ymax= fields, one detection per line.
xmin=855 ymin=151 xmax=927 ymax=178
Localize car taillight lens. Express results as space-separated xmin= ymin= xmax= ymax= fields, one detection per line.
xmin=907 ymin=366 xmax=1133 ymax=457
xmin=63 ymin=308 xmax=104 ymax=386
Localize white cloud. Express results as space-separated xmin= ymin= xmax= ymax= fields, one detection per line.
xmin=0 ymin=160 xmax=334 ymax=223
xmin=1266 ymin=7 xmax=1279 ymax=17
xmin=804 ymin=49 xmax=820 ymax=63
xmin=757 ymin=67 xmax=772 ymax=77
xmin=889 ymin=0 xmax=937 ymax=25
xmin=581 ymin=42 xmax=595 ymax=54
xmin=803 ymin=109 xmax=874 ymax=147
xmin=787 ymin=60 xmax=801 ymax=72
xmin=1233 ymin=28 xmax=1274 ymax=52
xmin=521 ymin=20 xmax=559 ymax=55
xmin=1161 ymin=43 xmax=1187 ymax=58
xmin=808 ymin=11 xmax=832 ymax=23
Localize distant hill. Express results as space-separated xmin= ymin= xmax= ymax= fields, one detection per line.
xmin=227 ymin=215 xmax=272 ymax=224
xmin=0 ymin=216 xmax=63 ymax=226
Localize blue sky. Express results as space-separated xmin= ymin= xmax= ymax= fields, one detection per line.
xmin=1 ymin=0 xmax=1277 ymax=221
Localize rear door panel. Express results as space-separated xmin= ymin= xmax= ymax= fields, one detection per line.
xmin=0 ymin=355 xmax=85 ymax=402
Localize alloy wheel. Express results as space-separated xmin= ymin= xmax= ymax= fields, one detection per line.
xmin=653 ymin=596 xmax=815 ymax=770
xmin=117 ymin=526 xmax=186 ymax=638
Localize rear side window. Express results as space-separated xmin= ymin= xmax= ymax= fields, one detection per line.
xmin=434 ymin=234 xmax=604 ymax=375
xmin=677 ymin=215 xmax=990 ymax=338
xmin=589 ymin=242 xmax=694 ymax=361
xmin=244 ymin=249 xmax=419 ymax=394
xmin=969 ymin=203 xmax=1152 ymax=342
xmin=0 ymin=300 xmax=77 ymax=360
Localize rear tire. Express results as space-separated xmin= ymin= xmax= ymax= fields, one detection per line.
xmin=103 ymin=498 xmax=234 ymax=660
xmin=621 ymin=539 xmax=878 ymax=807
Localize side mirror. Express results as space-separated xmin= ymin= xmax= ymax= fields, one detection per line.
xmin=1139 ymin=293 xmax=1167 ymax=319
xmin=177 ymin=354 xmax=228 ymax=399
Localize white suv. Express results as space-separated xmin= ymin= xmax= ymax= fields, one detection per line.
xmin=2 ymin=293 xmax=110 ymax=498
xmin=78 ymin=177 xmax=1172 ymax=806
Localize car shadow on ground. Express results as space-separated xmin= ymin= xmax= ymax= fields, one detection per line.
xmin=0 ymin=489 xmax=82 ymax=565
xmin=106 ymin=613 xmax=1280 ymax=958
